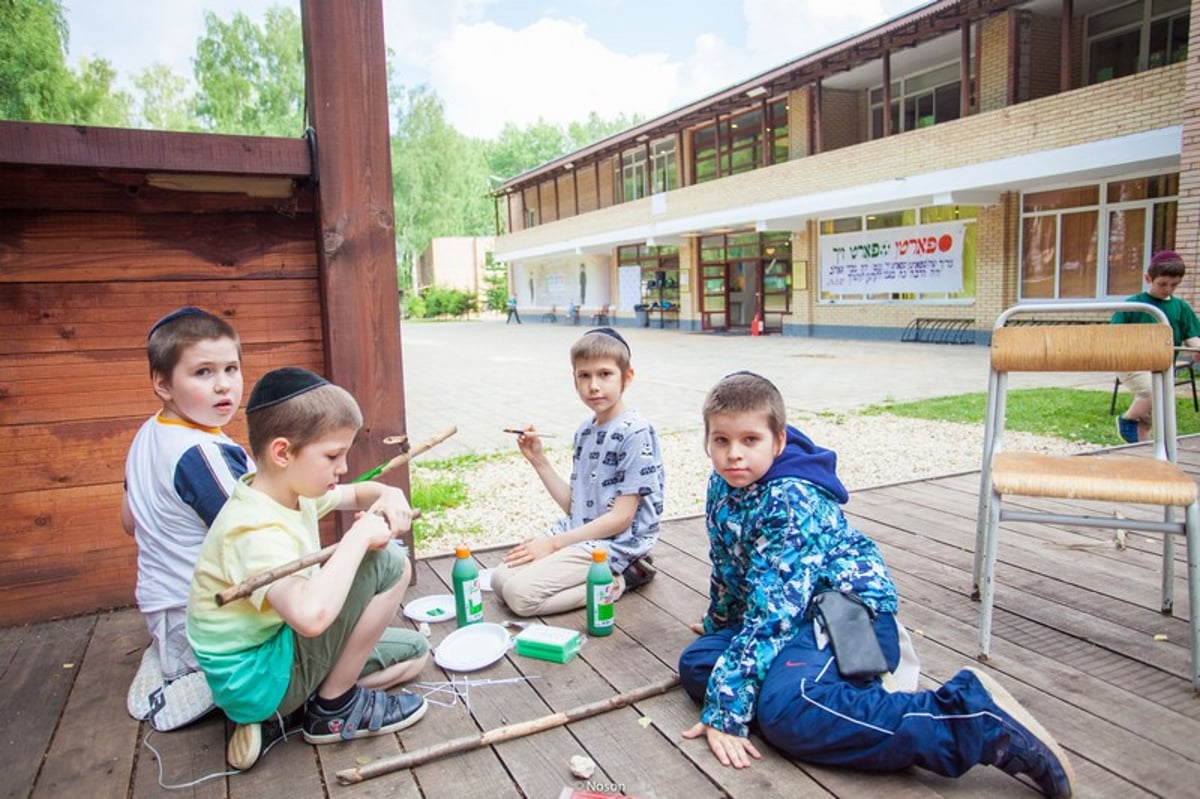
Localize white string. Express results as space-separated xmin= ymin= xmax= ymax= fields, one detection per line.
xmin=141 ymin=709 xmax=298 ymax=790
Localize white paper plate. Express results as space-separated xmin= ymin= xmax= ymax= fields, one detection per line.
xmin=402 ymin=594 xmax=456 ymax=623
xmin=434 ymin=622 xmax=511 ymax=672
xmin=478 ymin=567 xmax=494 ymax=592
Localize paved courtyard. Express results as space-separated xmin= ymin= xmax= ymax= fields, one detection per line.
xmin=400 ymin=317 xmax=1105 ymax=458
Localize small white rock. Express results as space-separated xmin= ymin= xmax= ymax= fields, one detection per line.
xmin=418 ymin=622 xmax=431 ymax=637
xmin=569 ymin=754 xmax=596 ymax=779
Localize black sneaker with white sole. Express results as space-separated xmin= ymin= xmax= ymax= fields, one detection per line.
xmin=302 ymin=686 xmax=427 ymax=744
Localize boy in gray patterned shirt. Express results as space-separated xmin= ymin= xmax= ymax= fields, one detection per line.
xmin=491 ymin=327 xmax=665 ymax=616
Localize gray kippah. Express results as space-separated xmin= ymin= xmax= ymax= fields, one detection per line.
xmin=247 ymin=367 xmax=330 ymax=412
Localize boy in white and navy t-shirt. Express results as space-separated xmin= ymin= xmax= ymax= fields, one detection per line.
xmin=122 ymin=307 xmax=249 ymax=731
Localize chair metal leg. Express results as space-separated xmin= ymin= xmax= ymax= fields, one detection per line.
xmin=978 ymin=487 xmax=1004 ymax=661
xmin=1185 ymin=502 xmax=1200 ymax=694
xmin=972 ymin=470 xmax=990 ymax=600
xmin=1162 ymin=507 xmax=1176 ymax=614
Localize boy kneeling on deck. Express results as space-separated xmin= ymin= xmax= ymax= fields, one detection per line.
xmin=187 ymin=367 xmax=429 ymax=771
xmin=679 ymin=372 xmax=1074 ymax=798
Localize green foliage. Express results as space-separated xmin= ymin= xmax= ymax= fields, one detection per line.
xmin=0 ymin=0 xmax=73 ymax=121
xmin=134 ymin=64 xmax=199 ymax=131
xmin=391 ymin=85 xmax=492 ymax=269
xmin=483 ymin=252 xmax=508 ymax=312
xmin=484 ymin=111 xmax=643 ymax=182
xmin=405 ymin=285 xmax=479 ymax=320
xmin=864 ymin=387 xmax=1200 ymax=446
xmin=192 ymin=6 xmax=304 ymax=136
xmin=0 ymin=0 xmax=130 ymax=125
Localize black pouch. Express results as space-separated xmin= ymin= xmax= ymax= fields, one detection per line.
xmin=808 ymin=590 xmax=889 ymax=680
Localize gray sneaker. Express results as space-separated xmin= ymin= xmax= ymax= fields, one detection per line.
xmin=967 ymin=667 xmax=1075 ymax=798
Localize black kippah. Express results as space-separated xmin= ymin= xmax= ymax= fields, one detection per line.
xmin=147 ymin=306 xmax=206 ymax=339
xmin=247 ymin=367 xmax=330 ymax=412
xmin=586 ymin=326 xmax=631 ymax=354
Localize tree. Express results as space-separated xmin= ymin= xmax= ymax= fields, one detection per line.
xmin=0 ymin=0 xmax=73 ymax=121
xmin=135 ymin=63 xmax=199 ymax=131
xmin=391 ymin=85 xmax=492 ymax=277
xmin=69 ymin=56 xmax=132 ymax=126
xmin=192 ymin=5 xmax=304 ymax=136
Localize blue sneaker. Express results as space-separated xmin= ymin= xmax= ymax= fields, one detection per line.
xmin=1116 ymin=415 xmax=1139 ymax=444
xmin=966 ymin=667 xmax=1075 ymax=798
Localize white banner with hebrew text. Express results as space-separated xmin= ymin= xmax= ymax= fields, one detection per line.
xmin=820 ymin=221 xmax=965 ymax=294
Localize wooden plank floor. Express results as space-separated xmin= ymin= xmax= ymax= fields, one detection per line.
xmin=4 ymin=438 xmax=1199 ymax=799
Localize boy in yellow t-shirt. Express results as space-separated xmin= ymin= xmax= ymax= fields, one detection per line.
xmin=187 ymin=367 xmax=428 ymax=770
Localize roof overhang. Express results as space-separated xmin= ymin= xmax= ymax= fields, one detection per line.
xmin=495 ymin=126 xmax=1181 ymax=262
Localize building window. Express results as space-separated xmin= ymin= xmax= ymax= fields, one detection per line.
xmin=869 ymin=61 xmax=963 ymax=139
xmin=1019 ymin=174 xmax=1177 ymax=299
xmin=621 ymin=147 xmax=648 ymax=201
xmin=818 ymin=205 xmax=978 ymax=303
xmin=1086 ymin=0 xmax=1189 ymax=84
xmin=691 ymin=98 xmax=789 ymax=185
xmin=651 ymin=135 xmax=677 ymax=194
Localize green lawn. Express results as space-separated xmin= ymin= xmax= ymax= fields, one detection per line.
xmin=864 ymin=387 xmax=1200 ymax=446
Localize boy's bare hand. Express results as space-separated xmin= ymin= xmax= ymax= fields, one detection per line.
xmin=690 ymin=621 xmax=705 ymax=635
xmin=366 ymin=487 xmax=413 ymax=534
xmin=515 ymin=426 xmax=544 ymax=460
xmin=682 ymin=723 xmax=762 ymax=769
xmin=348 ymin=511 xmax=393 ymax=550
xmin=502 ymin=536 xmax=555 ymax=566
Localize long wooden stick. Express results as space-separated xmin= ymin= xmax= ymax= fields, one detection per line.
xmin=214 ymin=510 xmax=423 ymax=606
xmin=353 ymin=425 xmax=457 ymax=482
xmin=336 ymin=674 xmax=680 ymax=784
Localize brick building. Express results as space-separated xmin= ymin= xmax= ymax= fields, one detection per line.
xmin=491 ymin=0 xmax=1195 ymax=342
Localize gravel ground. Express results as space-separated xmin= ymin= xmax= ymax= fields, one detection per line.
xmin=411 ymin=414 xmax=1093 ymax=557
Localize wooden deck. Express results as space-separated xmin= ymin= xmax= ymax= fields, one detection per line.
xmin=5 ymin=439 xmax=1200 ymax=799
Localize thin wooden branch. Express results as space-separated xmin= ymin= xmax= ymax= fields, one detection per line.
xmin=353 ymin=425 xmax=457 ymax=482
xmin=336 ymin=674 xmax=681 ymax=784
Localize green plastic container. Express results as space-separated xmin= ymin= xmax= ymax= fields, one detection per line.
xmin=513 ymin=624 xmax=582 ymax=664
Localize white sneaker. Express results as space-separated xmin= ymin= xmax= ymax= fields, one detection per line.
xmin=126 ymin=645 xmax=163 ymax=721
xmin=147 ymin=669 xmax=216 ymax=731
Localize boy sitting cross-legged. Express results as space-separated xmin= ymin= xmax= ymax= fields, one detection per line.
xmin=491 ymin=326 xmax=665 ymax=616
xmin=679 ymin=371 xmax=1074 ymax=798
xmin=187 ymin=367 xmax=429 ymax=770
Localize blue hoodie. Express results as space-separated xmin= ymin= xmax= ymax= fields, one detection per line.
xmin=760 ymin=424 xmax=849 ymax=503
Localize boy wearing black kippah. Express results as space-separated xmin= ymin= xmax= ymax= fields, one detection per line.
xmin=491 ymin=327 xmax=666 ymax=616
xmin=187 ymin=367 xmax=429 ymax=771
xmin=123 ymin=307 xmax=249 ymax=732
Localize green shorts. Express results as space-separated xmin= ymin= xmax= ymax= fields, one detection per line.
xmin=277 ymin=544 xmax=428 ymax=715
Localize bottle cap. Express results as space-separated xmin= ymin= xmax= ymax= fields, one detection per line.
xmin=592 ymin=548 xmax=607 ymax=563
xmin=456 ymin=545 xmax=471 ymax=558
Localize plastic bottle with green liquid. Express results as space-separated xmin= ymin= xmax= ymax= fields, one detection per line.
xmin=586 ymin=548 xmax=614 ymax=636
xmin=452 ymin=546 xmax=484 ymax=626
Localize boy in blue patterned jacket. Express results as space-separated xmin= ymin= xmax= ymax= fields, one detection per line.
xmin=678 ymin=372 xmax=1074 ymax=798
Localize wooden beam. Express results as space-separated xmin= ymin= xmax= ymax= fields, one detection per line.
xmin=300 ymin=1 xmax=410 ymax=552
xmin=812 ymin=81 xmax=823 ymax=155
xmin=882 ymin=50 xmax=892 ymax=137
xmin=961 ymin=20 xmax=972 ymax=116
xmin=1060 ymin=0 xmax=1073 ymax=93
xmin=0 ymin=120 xmax=310 ymax=176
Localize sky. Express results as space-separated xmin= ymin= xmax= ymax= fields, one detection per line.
xmin=63 ymin=0 xmax=927 ymax=139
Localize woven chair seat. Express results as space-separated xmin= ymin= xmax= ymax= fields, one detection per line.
xmin=992 ymin=451 xmax=1199 ymax=506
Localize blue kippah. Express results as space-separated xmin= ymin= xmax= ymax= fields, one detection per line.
xmin=147 ymin=306 xmax=206 ymax=339
xmin=586 ymin=326 xmax=631 ymax=354
xmin=247 ymin=367 xmax=330 ymax=412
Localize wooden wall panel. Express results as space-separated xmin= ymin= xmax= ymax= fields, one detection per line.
xmin=1 ymin=189 xmax=325 ymax=624
xmin=0 ymin=212 xmax=317 ymax=282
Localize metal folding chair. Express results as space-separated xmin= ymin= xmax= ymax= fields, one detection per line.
xmin=973 ymin=302 xmax=1200 ymax=693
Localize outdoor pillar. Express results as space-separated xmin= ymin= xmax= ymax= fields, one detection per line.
xmin=300 ymin=1 xmax=411 ymax=551
xmin=1175 ymin=0 xmax=1200 ymax=299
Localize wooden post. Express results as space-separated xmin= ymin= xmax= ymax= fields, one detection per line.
xmin=300 ymin=2 xmax=411 ymax=554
